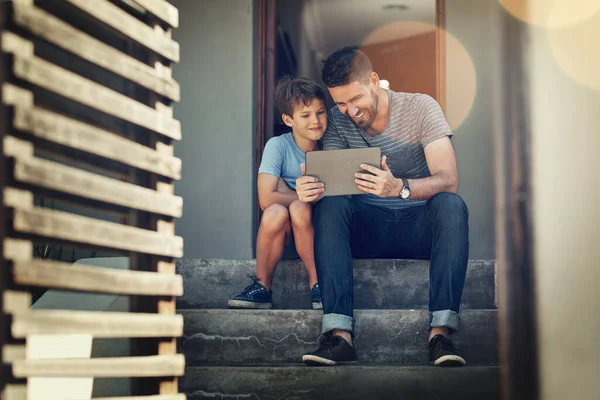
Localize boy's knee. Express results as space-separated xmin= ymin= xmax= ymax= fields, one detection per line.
xmin=289 ymin=200 xmax=312 ymax=227
xmin=261 ymin=204 xmax=290 ymax=231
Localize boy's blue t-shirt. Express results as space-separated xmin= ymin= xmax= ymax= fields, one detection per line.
xmin=258 ymin=132 xmax=306 ymax=190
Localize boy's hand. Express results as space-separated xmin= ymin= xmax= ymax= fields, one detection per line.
xmin=296 ymin=163 xmax=324 ymax=203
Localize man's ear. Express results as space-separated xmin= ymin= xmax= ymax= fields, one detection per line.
xmin=282 ymin=114 xmax=293 ymax=128
xmin=370 ymin=72 xmax=380 ymax=88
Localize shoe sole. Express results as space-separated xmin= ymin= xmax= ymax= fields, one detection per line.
xmin=312 ymin=302 xmax=323 ymax=310
xmin=432 ymin=355 xmax=467 ymax=367
xmin=302 ymin=354 xmax=358 ymax=366
xmin=228 ymin=300 xmax=273 ymax=309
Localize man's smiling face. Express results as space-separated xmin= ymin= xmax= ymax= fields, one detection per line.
xmin=328 ymin=75 xmax=379 ymax=130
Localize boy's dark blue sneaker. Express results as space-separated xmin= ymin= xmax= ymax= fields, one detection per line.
xmin=311 ymin=283 xmax=323 ymax=310
xmin=228 ymin=276 xmax=273 ymax=309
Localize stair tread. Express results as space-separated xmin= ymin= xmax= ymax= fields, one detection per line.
xmin=182 ymin=365 xmax=500 ymax=400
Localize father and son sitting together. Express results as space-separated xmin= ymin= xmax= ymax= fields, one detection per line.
xmin=228 ymin=47 xmax=470 ymax=368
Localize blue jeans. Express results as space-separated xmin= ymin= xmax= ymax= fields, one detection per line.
xmin=313 ymin=193 xmax=469 ymax=334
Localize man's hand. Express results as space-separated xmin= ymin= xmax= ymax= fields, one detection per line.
xmin=355 ymin=156 xmax=402 ymax=198
xmin=295 ymin=163 xmax=325 ymax=203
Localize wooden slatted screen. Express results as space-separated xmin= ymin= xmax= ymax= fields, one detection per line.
xmin=0 ymin=0 xmax=184 ymax=398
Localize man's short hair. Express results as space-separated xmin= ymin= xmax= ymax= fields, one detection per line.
xmin=275 ymin=76 xmax=325 ymax=117
xmin=322 ymin=47 xmax=373 ymax=88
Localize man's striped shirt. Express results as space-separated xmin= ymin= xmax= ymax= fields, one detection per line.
xmin=322 ymin=90 xmax=452 ymax=209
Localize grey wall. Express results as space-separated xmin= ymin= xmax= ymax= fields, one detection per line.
xmin=171 ymin=0 xmax=255 ymax=259
xmin=446 ymin=0 xmax=496 ymax=259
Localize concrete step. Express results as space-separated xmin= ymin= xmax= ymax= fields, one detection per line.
xmin=177 ymin=259 xmax=496 ymax=310
xmin=181 ymin=309 xmax=498 ymax=366
xmin=181 ymin=365 xmax=500 ymax=400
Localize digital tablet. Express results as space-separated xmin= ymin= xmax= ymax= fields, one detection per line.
xmin=306 ymin=147 xmax=381 ymax=197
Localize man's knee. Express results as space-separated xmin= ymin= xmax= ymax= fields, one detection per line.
xmin=313 ymin=196 xmax=352 ymax=235
xmin=427 ymin=192 xmax=469 ymax=221
xmin=289 ymin=200 xmax=312 ymax=228
xmin=261 ymin=204 xmax=290 ymax=232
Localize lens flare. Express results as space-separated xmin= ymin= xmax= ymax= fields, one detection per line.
xmin=548 ymin=10 xmax=600 ymax=90
xmin=499 ymin=0 xmax=600 ymax=28
xmin=445 ymin=29 xmax=477 ymax=131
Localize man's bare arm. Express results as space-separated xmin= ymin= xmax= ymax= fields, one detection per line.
xmin=354 ymin=137 xmax=458 ymax=200
xmin=258 ymin=173 xmax=298 ymax=211
xmin=403 ymin=137 xmax=458 ymax=200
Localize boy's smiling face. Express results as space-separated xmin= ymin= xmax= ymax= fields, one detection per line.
xmin=282 ymin=99 xmax=327 ymax=142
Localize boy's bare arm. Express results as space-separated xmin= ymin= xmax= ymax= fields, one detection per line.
xmin=258 ymin=173 xmax=298 ymax=211
xmin=277 ymin=178 xmax=295 ymax=194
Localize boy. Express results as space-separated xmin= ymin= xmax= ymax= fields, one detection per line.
xmin=228 ymin=76 xmax=327 ymax=309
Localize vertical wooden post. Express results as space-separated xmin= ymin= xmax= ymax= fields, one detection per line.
xmin=0 ymin=1 xmax=7 ymax=391
xmin=435 ymin=0 xmax=446 ymax=113
xmin=254 ymin=0 xmax=277 ymax=255
xmin=492 ymin=3 xmax=539 ymax=400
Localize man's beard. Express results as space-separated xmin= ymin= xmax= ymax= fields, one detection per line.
xmin=349 ymin=88 xmax=379 ymax=130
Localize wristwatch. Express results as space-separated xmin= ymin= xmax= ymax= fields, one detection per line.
xmin=399 ymin=178 xmax=410 ymax=199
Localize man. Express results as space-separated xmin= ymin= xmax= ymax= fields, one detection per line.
xmin=297 ymin=47 xmax=469 ymax=367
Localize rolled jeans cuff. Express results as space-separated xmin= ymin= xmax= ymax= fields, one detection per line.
xmin=322 ymin=313 xmax=354 ymax=334
xmin=429 ymin=310 xmax=460 ymax=333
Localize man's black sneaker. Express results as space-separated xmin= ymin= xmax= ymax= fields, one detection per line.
xmin=429 ymin=334 xmax=466 ymax=367
xmin=228 ymin=276 xmax=273 ymax=309
xmin=302 ymin=333 xmax=358 ymax=366
xmin=311 ymin=283 xmax=323 ymax=310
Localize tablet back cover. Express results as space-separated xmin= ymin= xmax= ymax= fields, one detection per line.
xmin=306 ymin=147 xmax=381 ymax=197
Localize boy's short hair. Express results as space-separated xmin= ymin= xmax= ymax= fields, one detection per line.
xmin=275 ymin=76 xmax=325 ymax=117
xmin=322 ymin=47 xmax=373 ymax=88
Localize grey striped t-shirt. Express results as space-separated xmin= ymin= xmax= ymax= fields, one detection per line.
xmin=323 ymin=90 xmax=452 ymax=209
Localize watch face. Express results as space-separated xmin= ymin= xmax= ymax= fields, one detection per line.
xmin=401 ymin=188 xmax=410 ymax=199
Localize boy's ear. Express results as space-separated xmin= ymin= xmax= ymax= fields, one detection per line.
xmin=282 ymin=114 xmax=293 ymax=128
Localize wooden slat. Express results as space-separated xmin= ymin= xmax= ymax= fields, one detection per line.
xmin=12 ymin=354 xmax=185 ymax=378
xmin=2 ymin=32 xmax=181 ymax=140
xmin=11 ymin=310 xmax=183 ymax=338
xmin=94 ymin=396 xmax=186 ymax=400
xmin=10 ymin=148 xmax=182 ymax=217
xmin=3 ymin=84 xmax=181 ymax=179
xmin=12 ymin=0 xmax=180 ymax=101
xmin=13 ymin=259 xmax=183 ymax=296
xmin=4 ymin=188 xmax=183 ymax=257
xmin=65 ymin=0 xmax=179 ymax=62
xmin=2 ymin=344 xmax=26 ymax=363
xmin=1 ymin=384 xmax=27 ymax=400
xmin=2 ymin=187 xmax=33 ymax=210
xmin=3 ymin=238 xmax=33 ymax=261
xmin=2 ymin=291 xmax=31 ymax=314
xmin=3 ymin=134 xmax=33 ymax=158
xmin=131 ymin=0 xmax=179 ymax=28
xmin=12 ymin=207 xmax=184 ymax=257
